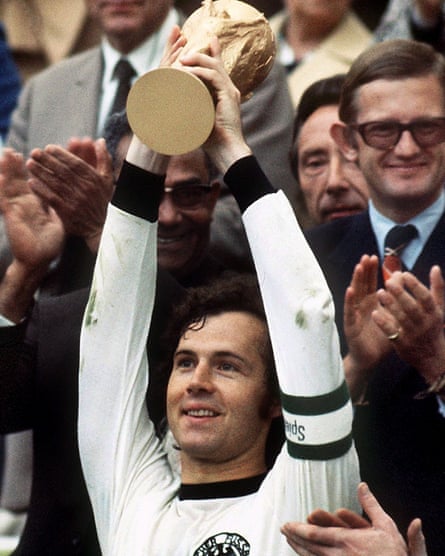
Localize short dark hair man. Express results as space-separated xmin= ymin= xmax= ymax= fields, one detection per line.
xmin=290 ymin=75 xmax=368 ymax=227
xmin=78 ymin=31 xmax=360 ymax=554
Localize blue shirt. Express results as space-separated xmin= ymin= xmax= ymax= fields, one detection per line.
xmin=369 ymin=190 xmax=445 ymax=270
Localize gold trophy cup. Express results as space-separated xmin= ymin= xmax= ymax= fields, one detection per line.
xmin=126 ymin=0 xmax=276 ymax=155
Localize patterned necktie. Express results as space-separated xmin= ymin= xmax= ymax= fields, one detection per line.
xmin=382 ymin=224 xmax=418 ymax=281
xmin=108 ymin=59 xmax=136 ymax=118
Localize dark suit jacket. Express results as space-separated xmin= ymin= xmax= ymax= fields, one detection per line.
xmin=0 ymin=270 xmax=184 ymax=555
xmin=306 ymin=210 xmax=445 ymax=556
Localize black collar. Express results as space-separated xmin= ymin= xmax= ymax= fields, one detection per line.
xmin=179 ymin=473 xmax=267 ymax=501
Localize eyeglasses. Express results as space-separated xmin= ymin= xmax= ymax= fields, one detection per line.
xmin=163 ymin=184 xmax=213 ymax=209
xmin=349 ymin=117 xmax=445 ymax=150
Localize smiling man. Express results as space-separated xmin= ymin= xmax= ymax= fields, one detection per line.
xmin=78 ymin=33 xmax=359 ymax=555
xmin=306 ymin=39 xmax=445 ymax=555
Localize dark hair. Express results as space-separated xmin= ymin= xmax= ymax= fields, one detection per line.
xmin=339 ymin=39 xmax=445 ymax=124
xmin=160 ymin=272 xmax=284 ymax=466
xmin=163 ymin=272 xmax=278 ymax=400
xmin=288 ymin=75 xmax=346 ymax=225
xmin=290 ymin=74 xmax=346 ymax=180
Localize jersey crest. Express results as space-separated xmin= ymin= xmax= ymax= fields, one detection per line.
xmin=193 ymin=532 xmax=250 ymax=555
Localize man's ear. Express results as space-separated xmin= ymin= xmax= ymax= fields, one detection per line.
xmin=331 ymin=122 xmax=358 ymax=162
xmin=269 ymin=401 xmax=282 ymax=420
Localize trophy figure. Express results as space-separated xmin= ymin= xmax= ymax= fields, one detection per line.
xmin=126 ymin=0 xmax=276 ymax=155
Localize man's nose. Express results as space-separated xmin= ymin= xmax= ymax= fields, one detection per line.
xmin=393 ymin=129 xmax=421 ymax=156
xmin=186 ymin=361 xmax=215 ymax=393
xmin=158 ymin=194 xmax=182 ymax=224
xmin=325 ymin=154 xmax=349 ymax=193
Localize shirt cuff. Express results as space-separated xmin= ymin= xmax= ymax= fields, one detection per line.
xmin=0 ymin=314 xmax=16 ymax=327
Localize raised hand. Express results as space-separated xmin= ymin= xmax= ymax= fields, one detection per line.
xmin=0 ymin=148 xmax=64 ymax=322
xmin=280 ymin=482 xmax=426 ymax=556
xmin=26 ymin=137 xmax=114 ymax=253
xmin=0 ymin=148 xmax=64 ymax=270
xmin=343 ymin=254 xmax=392 ymax=402
xmin=178 ymin=37 xmax=252 ymax=174
xmin=372 ymin=266 xmax=445 ymax=384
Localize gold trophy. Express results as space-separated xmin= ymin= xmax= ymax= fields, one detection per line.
xmin=126 ymin=0 xmax=276 ymax=155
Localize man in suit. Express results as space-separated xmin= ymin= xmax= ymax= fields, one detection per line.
xmin=289 ymin=74 xmax=369 ymax=228
xmin=306 ymin=39 xmax=445 ymax=555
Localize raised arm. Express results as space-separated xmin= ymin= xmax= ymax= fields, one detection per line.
xmin=180 ymin=38 xmax=359 ymax=515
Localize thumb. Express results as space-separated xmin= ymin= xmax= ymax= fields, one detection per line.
xmin=357 ymin=482 xmax=396 ymax=533
xmin=407 ymin=518 xmax=427 ymax=556
xmin=95 ymin=138 xmax=113 ymax=177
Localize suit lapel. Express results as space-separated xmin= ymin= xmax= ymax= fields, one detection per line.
xmin=71 ymin=49 xmax=103 ymax=138
xmin=412 ymin=210 xmax=445 ymax=284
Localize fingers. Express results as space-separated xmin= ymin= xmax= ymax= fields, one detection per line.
xmin=159 ymin=25 xmax=186 ymax=67
xmin=356 ymin=482 xmax=397 ymax=534
xmin=429 ymin=264 xmax=444 ymax=312
xmin=374 ymin=270 xmax=443 ymax=336
xmin=280 ymin=522 xmax=337 ymax=556
xmin=407 ymin=518 xmax=427 ymax=556
xmin=307 ymin=509 xmax=350 ymax=528
xmin=334 ymin=508 xmax=370 ymax=529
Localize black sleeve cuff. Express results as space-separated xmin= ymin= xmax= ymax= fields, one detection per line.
xmin=224 ymin=155 xmax=276 ymax=213
xmin=112 ymin=160 xmax=164 ymax=222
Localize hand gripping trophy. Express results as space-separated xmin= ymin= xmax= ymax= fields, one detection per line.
xmin=126 ymin=0 xmax=276 ymax=154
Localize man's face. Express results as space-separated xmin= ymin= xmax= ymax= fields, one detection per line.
xmin=285 ymin=0 xmax=351 ymax=27
xmin=167 ymin=311 xmax=278 ymax=480
xmin=347 ymin=74 xmax=445 ymax=219
xmin=157 ymin=150 xmax=219 ymax=280
xmin=86 ymin=0 xmax=171 ymax=52
xmin=297 ymin=105 xmax=368 ymax=224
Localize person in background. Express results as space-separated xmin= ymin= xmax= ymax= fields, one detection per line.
xmin=306 ymin=39 xmax=445 ymax=554
xmin=269 ymin=0 xmax=371 ymax=105
xmin=0 ymin=0 xmax=101 ymax=82
xmin=290 ymin=74 xmax=369 ymax=228
xmin=375 ymin=0 xmax=445 ymax=52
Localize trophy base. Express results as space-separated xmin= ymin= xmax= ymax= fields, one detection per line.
xmin=126 ymin=67 xmax=215 ymax=155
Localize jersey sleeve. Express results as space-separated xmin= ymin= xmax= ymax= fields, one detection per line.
xmin=78 ymin=162 xmax=175 ymax=553
xmin=226 ymin=156 xmax=360 ymax=515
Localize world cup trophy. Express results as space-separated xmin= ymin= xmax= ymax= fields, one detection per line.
xmin=126 ymin=0 xmax=276 ymax=155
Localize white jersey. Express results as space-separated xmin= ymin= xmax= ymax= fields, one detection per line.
xmin=79 ymin=158 xmax=360 ymax=555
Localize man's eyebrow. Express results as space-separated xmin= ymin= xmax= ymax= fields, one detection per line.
xmin=169 ymin=178 xmax=206 ymax=188
xmin=300 ymin=148 xmax=328 ymax=160
xmin=174 ymin=349 xmax=246 ymax=363
xmin=174 ymin=349 xmax=195 ymax=357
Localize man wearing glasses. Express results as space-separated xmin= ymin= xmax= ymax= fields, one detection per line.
xmin=306 ymin=39 xmax=445 ymax=555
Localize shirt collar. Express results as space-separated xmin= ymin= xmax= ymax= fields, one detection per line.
xmin=369 ymin=190 xmax=445 ymax=268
